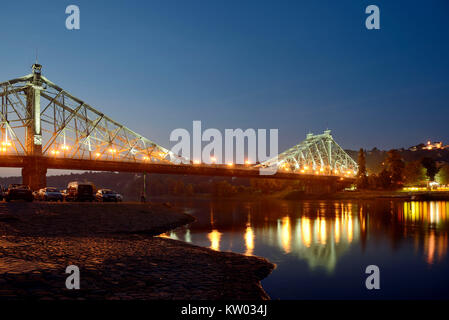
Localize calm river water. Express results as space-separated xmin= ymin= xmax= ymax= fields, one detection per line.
xmin=156 ymin=198 xmax=449 ymax=299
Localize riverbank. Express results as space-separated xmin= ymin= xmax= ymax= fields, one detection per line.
xmin=281 ymin=190 xmax=449 ymax=201
xmin=0 ymin=202 xmax=274 ymax=300
xmin=150 ymin=190 xmax=449 ymax=202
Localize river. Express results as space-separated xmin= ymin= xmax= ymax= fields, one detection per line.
xmin=156 ymin=198 xmax=449 ymax=299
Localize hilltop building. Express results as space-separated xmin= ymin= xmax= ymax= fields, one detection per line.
xmin=409 ymin=140 xmax=449 ymax=151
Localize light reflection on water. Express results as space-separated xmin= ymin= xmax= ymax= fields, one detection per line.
xmin=159 ymin=199 xmax=449 ymax=299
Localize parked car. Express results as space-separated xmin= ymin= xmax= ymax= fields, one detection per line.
xmin=65 ymin=181 xmax=95 ymax=202
xmin=60 ymin=189 xmax=68 ymax=201
xmin=4 ymin=184 xmax=33 ymax=202
xmin=38 ymin=187 xmax=63 ymax=202
xmin=95 ymin=189 xmax=122 ymax=202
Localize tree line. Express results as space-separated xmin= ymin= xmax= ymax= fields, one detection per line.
xmin=355 ymin=148 xmax=449 ymax=190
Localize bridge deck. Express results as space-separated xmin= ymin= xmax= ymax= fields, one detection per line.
xmin=0 ymin=155 xmax=355 ymax=183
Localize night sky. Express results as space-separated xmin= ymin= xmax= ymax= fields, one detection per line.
xmin=1 ymin=0 xmax=448 ymax=176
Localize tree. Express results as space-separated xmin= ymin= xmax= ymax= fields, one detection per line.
xmin=356 ymin=149 xmax=368 ymax=189
xmin=367 ymin=173 xmax=379 ymax=189
xmin=403 ymin=160 xmax=427 ymax=186
xmin=421 ymin=157 xmax=439 ymax=181
xmin=436 ymin=164 xmax=449 ymax=185
xmin=185 ymin=184 xmax=194 ymax=196
xmin=213 ymin=180 xmax=236 ymax=197
xmin=385 ymin=149 xmax=405 ymax=188
xmin=378 ymin=168 xmax=392 ymax=189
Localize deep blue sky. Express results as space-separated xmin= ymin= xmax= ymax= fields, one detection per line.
xmin=1 ymin=0 xmax=448 ymax=155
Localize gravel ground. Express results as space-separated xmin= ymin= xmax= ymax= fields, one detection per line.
xmin=0 ymin=202 xmax=274 ymax=300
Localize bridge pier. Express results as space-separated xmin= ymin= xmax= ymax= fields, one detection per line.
xmin=21 ymin=64 xmax=46 ymax=191
xmin=22 ymin=158 xmax=47 ymax=191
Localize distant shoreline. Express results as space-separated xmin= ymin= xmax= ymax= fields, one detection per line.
xmin=149 ymin=190 xmax=449 ymax=202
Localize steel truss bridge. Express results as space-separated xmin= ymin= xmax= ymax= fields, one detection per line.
xmin=0 ymin=65 xmax=357 ymax=192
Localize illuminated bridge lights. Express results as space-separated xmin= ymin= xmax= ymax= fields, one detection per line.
xmin=257 ymin=130 xmax=358 ymax=177
xmin=1 ymin=141 xmax=12 ymax=147
xmin=0 ymin=66 xmax=356 ymax=183
xmin=0 ymin=141 xmax=11 ymax=153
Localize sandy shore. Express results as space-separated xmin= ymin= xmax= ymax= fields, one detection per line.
xmin=0 ymin=202 xmax=274 ymax=300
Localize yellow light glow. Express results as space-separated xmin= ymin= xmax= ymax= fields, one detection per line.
xmin=95 ymin=152 xmax=101 ymax=157
xmin=227 ymin=162 xmax=233 ymax=167
xmin=193 ymin=160 xmax=201 ymax=164
xmin=348 ymin=215 xmax=353 ymax=243
xmin=244 ymin=225 xmax=255 ymax=256
xmin=210 ymin=156 xmax=217 ymax=163
xmin=335 ymin=217 xmax=340 ymax=243
xmin=208 ymin=229 xmax=222 ymax=251
xmin=281 ymin=216 xmax=291 ymax=253
xmin=301 ymin=217 xmax=311 ymax=247
xmin=319 ymin=219 xmax=327 ymax=244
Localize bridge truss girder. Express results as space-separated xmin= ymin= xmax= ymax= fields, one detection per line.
xmin=0 ymin=65 xmax=183 ymax=165
xmin=259 ymin=130 xmax=358 ymax=176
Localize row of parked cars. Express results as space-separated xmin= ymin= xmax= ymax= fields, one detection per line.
xmin=0 ymin=181 xmax=123 ymax=202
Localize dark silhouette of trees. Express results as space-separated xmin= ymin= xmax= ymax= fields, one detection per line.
xmin=378 ymin=168 xmax=392 ymax=189
xmin=356 ymin=149 xmax=368 ymax=189
xmin=421 ymin=157 xmax=439 ymax=181
xmin=436 ymin=164 xmax=449 ymax=185
xmin=385 ymin=149 xmax=405 ymax=188
xmin=403 ymin=160 xmax=426 ymax=186
xmin=212 ymin=180 xmax=237 ymax=197
xmin=185 ymin=184 xmax=194 ymax=196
